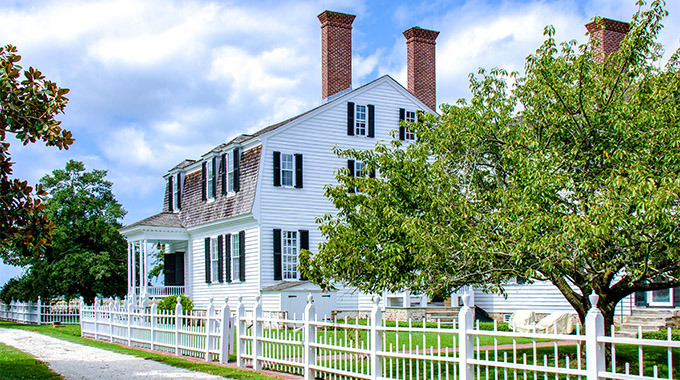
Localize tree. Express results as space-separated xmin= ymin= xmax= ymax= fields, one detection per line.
xmin=0 ymin=44 xmax=74 ymax=260
xmin=300 ymin=1 xmax=680 ymax=332
xmin=0 ymin=160 xmax=127 ymax=303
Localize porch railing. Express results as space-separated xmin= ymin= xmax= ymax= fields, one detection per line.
xmin=132 ymin=286 xmax=185 ymax=297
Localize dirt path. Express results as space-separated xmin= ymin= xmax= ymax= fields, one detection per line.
xmin=0 ymin=327 xmax=232 ymax=380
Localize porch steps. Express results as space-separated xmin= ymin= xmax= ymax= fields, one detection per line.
xmin=617 ymin=309 xmax=680 ymax=337
xmin=425 ymin=307 xmax=461 ymax=324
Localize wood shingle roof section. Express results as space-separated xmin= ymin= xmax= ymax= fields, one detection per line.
xmin=179 ymin=145 xmax=261 ymax=228
xmin=125 ymin=212 xmax=183 ymax=229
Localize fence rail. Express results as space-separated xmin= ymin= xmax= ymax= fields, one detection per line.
xmin=236 ymin=293 xmax=678 ymax=380
xmin=0 ymin=297 xmax=80 ymax=325
xmin=79 ymin=297 xmax=233 ymax=363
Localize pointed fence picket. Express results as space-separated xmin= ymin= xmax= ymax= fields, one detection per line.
xmin=236 ymin=293 xmax=679 ymax=380
xmin=0 ymin=297 xmax=80 ymax=324
xmin=79 ymin=296 xmax=234 ymax=363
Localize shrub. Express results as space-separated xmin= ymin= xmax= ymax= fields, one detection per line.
xmin=641 ymin=329 xmax=680 ymax=341
xmin=157 ymin=294 xmax=193 ymax=313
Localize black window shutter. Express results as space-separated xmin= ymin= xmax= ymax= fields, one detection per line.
xmin=168 ymin=176 xmax=174 ymax=212
xmin=217 ymin=235 xmax=224 ymax=283
xmin=294 ymin=153 xmax=303 ymax=189
xmin=299 ymin=230 xmax=309 ymax=281
xmin=368 ymin=104 xmax=375 ymax=138
xmin=201 ymin=162 xmax=207 ymax=201
xmin=233 ymin=148 xmax=240 ymax=193
xmin=221 ymin=153 xmax=227 ymax=195
xmin=347 ymin=102 xmax=355 ymax=136
xmin=164 ymin=253 xmax=176 ymax=286
xmin=239 ymin=230 xmax=246 ymax=282
xmin=399 ymin=108 xmax=406 ymax=141
xmin=175 ymin=252 xmax=184 ymax=286
xmin=204 ymin=237 xmax=211 ymax=283
xmin=211 ymin=156 xmax=217 ymax=197
xmin=225 ymin=234 xmax=232 ymax=283
xmin=273 ymin=151 xmax=281 ymax=187
xmin=370 ymin=168 xmax=376 ymax=178
xmin=273 ymin=229 xmax=282 ymax=281
xmin=176 ymin=173 xmax=181 ymax=210
xmin=347 ymin=159 xmax=355 ymax=194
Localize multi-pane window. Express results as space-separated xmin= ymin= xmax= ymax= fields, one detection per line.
xmin=281 ymin=154 xmax=294 ymax=186
xmin=282 ymin=231 xmax=298 ymax=280
xmin=231 ymin=234 xmax=240 ymax=282
xmin=227 ymin=153 xmax=235 ymax=192
xmin=210 ymin=237 xmax=219 ymax=283
xmin=355 ymin=105 xmax=367 ymax=136
xmin=355 ymin=161 xmax=367 ymax=178
xmin=173 ymin=175 xmax=181 ymax=211
xmin=405 ymin=111 xmax=416 ymax=140
xmin=207 ymin=159 xmax=215 ymax=199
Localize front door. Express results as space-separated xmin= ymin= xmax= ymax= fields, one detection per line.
xmin=648 ymin=287 xmax=674 ymax=307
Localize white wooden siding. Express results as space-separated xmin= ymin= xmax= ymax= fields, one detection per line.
xmin=258 ymin=78 xmax=425 ymax=293
xmin=189 ymin=223 xmax=261 ymax=309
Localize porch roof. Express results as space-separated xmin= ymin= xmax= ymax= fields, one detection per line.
xmin=123 ymin=212 xmax=183 ymax=230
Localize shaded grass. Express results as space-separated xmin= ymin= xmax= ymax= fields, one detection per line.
xmin=0 ymin=322 xmax=278 ymax=380
xmin=0 ymin=343 xmax=63 ymax=380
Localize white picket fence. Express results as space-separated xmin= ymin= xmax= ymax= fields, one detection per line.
xmin=79 ymin=297 xmax=234 ymax=363
xmin=236 ymin=293 xmax=679 ymax=380
xmin=0 ymin=297 xmax=80 ymax=324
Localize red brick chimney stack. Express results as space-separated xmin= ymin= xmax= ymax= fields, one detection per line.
xmin=403 ymin=27 xmax=439 ymax=111
xmin=585 ymin=17 xmax=630 ymax=63
xmin=318 ymin=10 xmax=356 ymax=100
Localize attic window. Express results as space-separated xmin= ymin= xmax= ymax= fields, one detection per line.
xmin=405 ymin=111 xmax=416 ymax=140
xmin=207 ymin=158 xmax=215 ymax=199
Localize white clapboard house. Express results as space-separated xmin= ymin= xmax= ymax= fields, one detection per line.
xmin=121 ymin=10 xmax=439 ymax=317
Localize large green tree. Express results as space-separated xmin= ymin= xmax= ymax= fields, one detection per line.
xmin=0 ymin=45 xmax=74 ymax=259
xmin=301 ymin=1 xmax=680 ymax=331
xmin=0 ymin=160 xmax=127 ymax=303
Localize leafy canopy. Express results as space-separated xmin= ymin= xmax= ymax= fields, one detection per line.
xmin=0 ymin=44 xmax=74 ymax=259
xmin=301 ymin=0 xmax=680 ymax=329
xmin=0 ymin=160 xmax=127 ymax=303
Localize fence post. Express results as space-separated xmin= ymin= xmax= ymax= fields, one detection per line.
xmin=219 ymin=297 xmax=232 ymax=364
xmin=253 ymin=296 xmax=263 ymax=371
xmin=150 ymin=301 xmax=157 ymax=350
xmin=94 ymin=297 xmax=100 ymax=340
xmin=236 ymin=296 xmax=246 ymax=368
xmin=79 ymin=298 xmax=85 ymax=337
xmin=586 ymin=292 xmax=605 ymax=380
xmin=36 ymin=296 xmax=42 ymax=325
xmin=126 ymin=300 xmax=132 ymax=346
xmin=370 ymin=296 xmax=382 ymax=380
xmin=175 ymin=296 xmax=183 ymax=356
xmin=108 ymin=301 xmax=114 ymax=342
xmin=205 ymin=298 xmax=215 ymax=362
xmin=303 ymin=294 xmax=316 ymax=380
xmin=458 ymin=294 xmax=474 ymax=380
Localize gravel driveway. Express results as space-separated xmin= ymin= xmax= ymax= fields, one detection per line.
xmin=0 ymin=327 xmax=232 ymax=380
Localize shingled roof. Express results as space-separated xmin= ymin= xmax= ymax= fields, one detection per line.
xmin=124 ymin=212 xmax=183 ymax=229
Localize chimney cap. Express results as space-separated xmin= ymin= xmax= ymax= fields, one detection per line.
xmin=585 ymin=17 xmax=630 ymax=34
xmin=403 ymin=26 xmax=440 ymax=44
xmin=318 ymin=10 xmax=356 ymax=28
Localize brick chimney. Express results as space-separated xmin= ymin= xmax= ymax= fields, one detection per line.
xmin=403 ymin=27 xmax=439 ymax=111
xmin=585 ymin=17 xmax=630 ymax=62
xmin=318 ymin=10 xmax=356 ymax=100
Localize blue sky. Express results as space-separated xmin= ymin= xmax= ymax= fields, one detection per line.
xmin=1 ymin=0 xmax=679 ymax=285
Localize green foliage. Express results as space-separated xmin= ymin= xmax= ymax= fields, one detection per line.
xmin=157 ymin=294 xmax=193 ymax=313
xmin=302 ymin=1 xmax=680 ymax=333
xmin=0 ymin=160 xmax=127 ymax=303
xmin=641 ymin=329 xmax=680 ymax=341
xmin=0 ymin=45 xmax=74 ymax=258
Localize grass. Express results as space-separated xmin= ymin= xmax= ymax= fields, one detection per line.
xmin=0 ymin=322 xmax=279 ymax=380
xmin=0 ymin=343 xmax=63 ymax=380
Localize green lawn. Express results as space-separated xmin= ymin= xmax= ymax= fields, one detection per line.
xmin=0 ymin=343 xmax=63 ymax=380
xmin=0 ymin=322 xmax=278 ymax=380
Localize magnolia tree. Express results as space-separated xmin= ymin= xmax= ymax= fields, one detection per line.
xmin=300 ymin=1 xmax=680 ymax=331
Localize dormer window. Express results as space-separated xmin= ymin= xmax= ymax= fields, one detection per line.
xmin=202 ymin=156 xmax=217 ymax=201
xmin=173 ymin=173 xmax=181 ymax=211
xmin=207 ymin=159 xmax=215 ymax=199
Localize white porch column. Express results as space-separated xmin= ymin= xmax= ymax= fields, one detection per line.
xmin=402 ymin=290 xmax=410 ymax=308
xmin=127 ymin=242 xmax=131 ymax=295
xmin=143 ymin=239 xmax=149 ymax=297
xmin=131 ymin=241 xmax=137 ymax=297
xmin=138 ymin=241 xmax=144 ymax=298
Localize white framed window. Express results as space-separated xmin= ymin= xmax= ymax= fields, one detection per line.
xmin=173 ymin=174 xmax=181 ymax=211
xmin=231 ymin=234 xmax=240 ymax=282
xmin=210 ymin=237 xmax=219 ymax=283
xmin=405 ymin=111 xmax=416 ymax=140
xmin=355 ymin=161 xmax=367 ymax=178
xmin=355 ymin=105 xmax=367 ymax=136
xmin=281 ymin=153 xmax=294 ymax=187
xmin=282 ymin=231 xmax=298 ymax=280
xmin=207 ymin=159 xmax=215 ymax=199
xmin=227 ymin=153 xmax=235 ymax=193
